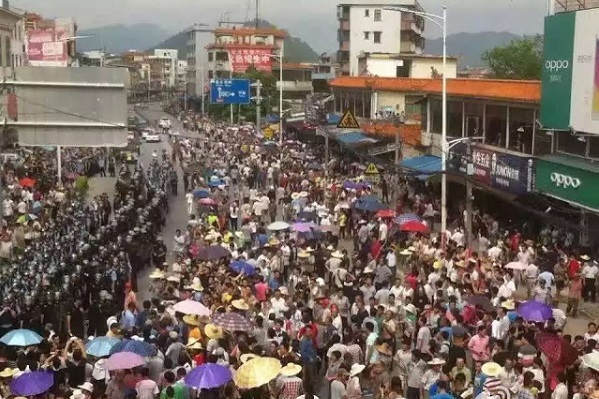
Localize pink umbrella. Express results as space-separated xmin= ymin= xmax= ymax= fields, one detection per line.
xmin=173 ymin=299 xmax=211 ymax=316
xmin=103 ymin=352 xmax=145 ymax=370
xmin=199 ymin=198 xmax=217 ymax=206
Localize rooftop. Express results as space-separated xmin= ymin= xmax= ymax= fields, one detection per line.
xmin=206 ymin=43 xmax=278 ymax=50
xmin=359 ymin=52 xmax=458 ymax=61
xmin=213 ymin=27 xmax=287 ymax=38
xmin=330 ymin=76 xmax=541 ymax=103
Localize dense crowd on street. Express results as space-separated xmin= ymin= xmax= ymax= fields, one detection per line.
xmin=0 ymin=107 xmax=598 ymax=399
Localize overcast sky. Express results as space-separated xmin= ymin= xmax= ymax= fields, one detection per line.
xmin=14 ymin=0 xmax=547 ymax=52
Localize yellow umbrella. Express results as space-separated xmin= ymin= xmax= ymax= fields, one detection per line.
xmin=234 ymin=357 xmax=282 ymax=389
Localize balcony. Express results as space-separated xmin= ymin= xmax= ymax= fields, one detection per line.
xmin=276 ymin=81 xmax=313 ymax=92
xmin=312 ymin=72 xmax=336 ymax=80
xmin=400 ymin=41 xmax=416 ymax=53
xmin=340 ymin=20 xmax=350 ymax=31
xmin=340 ymin=41 xmax=350 ymax=51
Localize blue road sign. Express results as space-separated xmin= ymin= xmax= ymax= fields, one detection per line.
xmin=210 ymin=79 xmax=250 ymax=105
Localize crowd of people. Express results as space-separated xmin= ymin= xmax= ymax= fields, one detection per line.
xmin=0 ymin=107 xmax=597 ymax=399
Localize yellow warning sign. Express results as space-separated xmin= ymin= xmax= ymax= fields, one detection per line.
xmin=337 ymin=110 xmax=361 ymax=129
xmin=365 ymin=163 xmax=379 ymax=175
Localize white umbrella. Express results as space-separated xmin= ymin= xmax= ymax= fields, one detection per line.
xmin=582 ymin=353 xmax=599 ymax=371
xmin=173 ymin=299 xmax=210 ymax=316
xmin=504 ymin=262 xmax=527 ymax=270
xmin=267 ymin=221 xmax=290 ymax=231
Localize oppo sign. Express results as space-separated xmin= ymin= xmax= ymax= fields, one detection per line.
xmin=550 ymin=172 xmax=581 ymax=188
xmin=545 ymin=59 xmax=569 ymax=72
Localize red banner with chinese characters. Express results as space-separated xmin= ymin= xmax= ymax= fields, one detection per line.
xmin=228 ymin=48 xmax=272 ymax=73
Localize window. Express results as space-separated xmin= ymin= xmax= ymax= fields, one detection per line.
xmin=208 ymin=70 xmax=214 ymax=79
xmin=373 ymin=31 xmax=381 ymax=43
xmin=404 ymin=95 xmax=422 ymax=115
xmin=374 ymin=9 xmax=382 ymax=21
xmin=508 ymin=107 xmax=534 ymax=154
xmin=485 ymin=105 xmax=507 ymax=147
xmin=364 ymin=31 xmax=370 ymax=40
xmin=208 ymin=52 xmax=213 ymax=62
xmin=365 ymin=9 xmax=370 ymax=17
xmin=557 ymin=131 xmax=587 ymax=157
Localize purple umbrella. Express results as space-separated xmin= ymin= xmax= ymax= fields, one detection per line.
xmin=197 ymin=245 xmax=231 ymax=260
xmin=291 ymin=222 xmax=314 ymax=233
xmin=103 ymin=351 xmax=145 ymax=370
xmin=10 ymin=371 xmax=53 ymax=396
xmin=185 ymin=363 xmax=232 ymax=389
xmin=517 ymin=300 xmax=553 ymax=322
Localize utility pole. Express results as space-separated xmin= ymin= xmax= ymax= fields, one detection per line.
xmin=200 ymin=67 xmax=205 ymax=116
xmin=465 ymin=140 xmax=474 ymax=252
xmin=229 ymin=69 xmax=234 ymax=124
xmin=255 ymin=79 xmax=262 ymax=133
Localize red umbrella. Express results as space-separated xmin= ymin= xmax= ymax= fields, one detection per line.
xmin=19 ymin=177 xmax=35 ymax=188
xmin=198 ymin=198 xmax=217 ymax=206
xmin=375 ymin=209 xmax=395 ymax=218
xmin=400 ymin=220 xmax=429 ymax=233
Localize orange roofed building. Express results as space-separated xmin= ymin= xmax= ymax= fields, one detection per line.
xmin=206 ymin=25 xmax=287 ymax=79
xmin=329 ymin=76 xmax=544 ymax=160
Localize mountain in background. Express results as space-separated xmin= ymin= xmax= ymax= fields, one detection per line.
xmin=425 ymin=31 xmax=521 ymax=67
xmin=148 ymin=19 xmax=320 ymax=63
xmin=78 ymin=23 xmax=173 ymax=54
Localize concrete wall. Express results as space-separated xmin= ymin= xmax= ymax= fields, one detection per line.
xmin=349 ymin=5 xmax=402 ymax=75
xmin=411 ymin=57 xmax=457 ymax=79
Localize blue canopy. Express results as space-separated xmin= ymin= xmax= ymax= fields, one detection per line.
xmin=400 ymin=155 xmax=442 ymax=180
xmin=327 ymin=113 xmax=342 ymax=125
xmin=337 ymin=132 xmax=371 ymax=144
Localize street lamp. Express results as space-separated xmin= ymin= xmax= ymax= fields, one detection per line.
xmin=268 ymin=41 xmax=284 ymax=154
xmin=385 ymin=5 xmax=448 ymax=245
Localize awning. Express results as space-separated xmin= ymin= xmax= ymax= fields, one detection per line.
xmin=400 ymin=155 xmax=441 ymax=179
xmin=336 ymin=131 xmax=378 ymax=145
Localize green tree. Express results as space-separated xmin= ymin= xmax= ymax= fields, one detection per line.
xmin=482 ymin=35 xmax=543 ymax=80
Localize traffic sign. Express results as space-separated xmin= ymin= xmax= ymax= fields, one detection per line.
xmin=365 ymin=163 xmax=380 ymax=175
xmin=337 ymin=110 xmax=360 ymax=129
xmin=210 ymin=79 xmax=251 ymax=105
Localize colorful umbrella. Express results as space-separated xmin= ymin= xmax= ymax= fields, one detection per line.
xmin=86 ymin=336 xmax=120 ymax=357
xmin=466 ymin=295 xmax=494 ymax=313
xmin=199 ymin=198 xmax=217 ymax=206
xmin=10 ymin=371 xmax=53 ymax=396
xmin=19 ymin=177 xmax=35 ymax=188
xmin=185 ymin=363 xmax=232 ymax=389
xmin=393 ymin=213 xmax=421 ymax=225
xmin=197 ymin=245 xmax=230 ymax=260
xmin=375 ymin=209 xmax=395 ymax=218
xmin=213 ymin=312 xmax=253 ymax=332
xmin=103 ymin=352 xmax=145 ymax=370
xmin=109 ymin=339 xmax=157 ymax=357
xmin=354 ymin=198 xmax=386 ymax=212
xmin=267 ymin=221 xmax=290 ymax=231
xmin=517 ymin=300 xmax=553 ymax=322
xmin=0 ymin=329 xmax=43 ymax=346
xmin=173 ymin=299 xmax=211 ymax=316
xmin=208 ymin=180 xmax=225 ymax=188
xmin=342 ymin=180 xmax=368 ymax=190
xmin=400 ymin=220 xmax=429 ymax=233
xmin=230 ymin=261 xmax=257 ymax=276
xmin=234 ymin=357 xmax=282 ymax=389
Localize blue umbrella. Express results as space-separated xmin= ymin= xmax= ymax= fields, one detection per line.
xmin=208 ymin=180 xmax=225 ymax=188
xmin=0 ymin=329 xmax=43 ymax=346
xmin=86 ymin=336 xmax=120 ymax=357
xmin=354 ymin=199 xmax=386 ymax=212
xmin=185 ymin=363 xmax=232 ymax=389
xmin=297 ymin=211 xmax=317 ymax=221
xmin=110 ymin=339 xmax=156 ymax=357
xmin=230 ymin=261 xmax=257 ymax=276
xmin=193 ymin=189 xmax=210 ymax=199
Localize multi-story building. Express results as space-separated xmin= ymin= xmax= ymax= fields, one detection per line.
xmin=11 ymin=17 xmax=25 ymax=67
xmin=554 ymin=0 xmax=599 ymax=12
xmin=23 ymin=13 xmax=77 ymax=67
xmin=205 ymin=25 xmax=286 ymax=79
xmin=337 ymin=0 xmax=425 ymax=76
xmin=186 ymin=23 xmax=212 ymax=97
xmin=357 ymin=53 xmax=457 ymax=78
xmin=148 ymin=49 xmax=178 ymax=88
xmin=0 ymin=4 xmax=23 ymax=68
xmin=176 ymin=60 xmax=187 ymax=88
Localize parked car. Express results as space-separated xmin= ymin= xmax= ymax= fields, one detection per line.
xmin=145 ymin=133 xmax=161 ymax=143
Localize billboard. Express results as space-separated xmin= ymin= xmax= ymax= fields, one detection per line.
xmin=210 ymin=79 xmax=250 ymax=105
xmin=26 ymin=28 xmax=69 ymax=67
xmin=540 ymin=8 xmax=599 ymax=134
xmin=228 ymin=48 xmax=272 ymax=73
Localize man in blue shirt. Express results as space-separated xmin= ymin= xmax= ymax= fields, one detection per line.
xmin=431 ymin=381 xmax=454 ymax=399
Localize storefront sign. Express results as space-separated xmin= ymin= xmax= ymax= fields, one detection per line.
xmin=26 ymin=28 xmax=68 ymax=67
xmin=535 ymin=158 xmax=599 ymax=210
xmin=228 ymin=48 xmax=273 ymax=73
xmin=448 ymin=143 xmax=534 ymax=195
